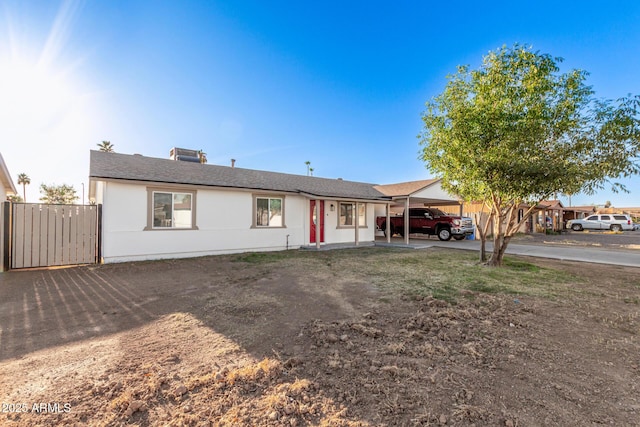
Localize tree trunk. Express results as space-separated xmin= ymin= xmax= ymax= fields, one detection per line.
xmin=486 ymin=205 xmax=508 ymax=266
xmin=474 ymin=211 xmax=491 ymax=263
xmin=487 ymin=203 xmax=521 ymax=267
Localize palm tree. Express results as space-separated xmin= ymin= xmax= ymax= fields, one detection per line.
xmin=17 ymin=173 xmax=30 ymax=202
xmin=305 ymin=161 xmax=311 ymax=176
xmin=198 ymin=150 xmax=207 ymax=164
xmin=97 ymin=141 xmax=114 ymax=152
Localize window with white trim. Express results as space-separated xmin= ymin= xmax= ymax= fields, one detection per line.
xmin=153 ymin=192 xmax=193 ymax=228
xmin=255 ymin=196 xmax=283 ymax=227
xmin=339 ymin=202 xmax=366 ymax=227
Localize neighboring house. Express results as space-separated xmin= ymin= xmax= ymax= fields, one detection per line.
xmin=538 ymin=199 xmax=565 ymax=231
xmin=437 ymin=199 xmax=565 ymax=235
xmin=0 ymin=152 xmax=18 ymax=272
xmin=563 ymin=205 xmax=596 ymax=223
xmin=89 ymin=150 xmax=409 ymax=263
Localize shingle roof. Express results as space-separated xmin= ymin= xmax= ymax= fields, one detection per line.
xmin=374 ymin=179 xmax=439 ymax=197
xmin=89 ymin=151 xmax=389 ymax=201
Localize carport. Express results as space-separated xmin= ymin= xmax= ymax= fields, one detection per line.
xmin=374 ymin=179 xmax=463 ymax=245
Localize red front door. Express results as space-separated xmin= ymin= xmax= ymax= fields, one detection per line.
xmin=310 ymin=201 xmax=325 ymax=243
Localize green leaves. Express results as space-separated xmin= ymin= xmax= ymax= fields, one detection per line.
xmin=39 ymin=184 xmax=79 ymax=204
xmin=419 ymin=44 xmax=640 ymax=265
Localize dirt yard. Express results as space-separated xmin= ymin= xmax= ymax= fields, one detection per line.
xmin=0 ymin=247 xmax=639 ymax=426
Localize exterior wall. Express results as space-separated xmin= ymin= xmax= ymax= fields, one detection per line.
xmin=411 ymin=181 xmax=455 ymax=201
xmin=318 ymin=201 xmax=378 ymax=245
xmin=96 ymin=180 xmax=386 ymax=263
xmin=99 ymin=181 xmax=307 ymax=263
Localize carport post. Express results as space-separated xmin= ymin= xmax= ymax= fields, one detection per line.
xmin=354 ymin=202 xmax=359 ymax=246
xmin=404 ymin=197 xmax=410 ymax=245
xmin=315 ymin=199 xmax=321 ymax=250
xmin=386 ymin=203 xmax=391 ymax=243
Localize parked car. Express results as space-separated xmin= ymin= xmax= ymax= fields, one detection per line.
xmin=375 ymin=208 xmax=474 ymax=241
xmin=567 ymin=214 xmax=634 ymax=232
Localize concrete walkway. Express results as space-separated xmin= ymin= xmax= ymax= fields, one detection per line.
xmin=376 ymin=238 xmax=640 ymax=268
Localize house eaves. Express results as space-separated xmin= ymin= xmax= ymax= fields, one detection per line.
xmin=0 ymin=153 xmax=17 ymax=195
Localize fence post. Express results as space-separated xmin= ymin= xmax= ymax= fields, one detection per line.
xmin=97 ymin=204 xmax=103 ymax=264
xmin=1 ymin=201 xmax=10 ymax=272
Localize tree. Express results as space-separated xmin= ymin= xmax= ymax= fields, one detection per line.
xmin=198 ymin=150 xmax=207 ymax=164
xmin=419 ymin=44 xmax=640 ymax=266
xmin=7 ymin=194 xmax=23 ymax=202
xmin=17 ymin=173 xmax=30 ymax=202
xmin=305 ymin=161 xmax=311 ymax=176
xmin=97 ymin=141 xmax=114 ymax=152
xmin=39 ymin=184 xmax=79 ymax=204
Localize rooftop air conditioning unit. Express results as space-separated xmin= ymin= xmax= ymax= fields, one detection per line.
xmin=169 ymin=147 xmax=201 ymax=163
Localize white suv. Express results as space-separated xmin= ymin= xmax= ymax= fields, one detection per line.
xmin=567 ymin=214 xmax=634 ymax=232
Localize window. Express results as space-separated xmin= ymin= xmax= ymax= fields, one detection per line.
xmin=339 ymin=202 xmax=366 ymax=227
xmin=586 ymin=215 xmax=598 ymax=221
xmin=146 ymin=188 xmax=197 ymax=230
xmin=153 ymin=192 xmax=193 ymax=228
xmin=600 ymin=215 xmax=611 ymax=221
xmin=255 ymin=196 xmax=284 ymax=227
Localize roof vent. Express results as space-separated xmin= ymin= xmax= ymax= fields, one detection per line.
xmin=170 ymin=147 xmax=201 ymax=163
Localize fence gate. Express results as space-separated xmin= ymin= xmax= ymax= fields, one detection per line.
xmin=10 ymin=203 xmax=101 ymax=269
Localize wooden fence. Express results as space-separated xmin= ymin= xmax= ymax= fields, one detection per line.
xmin=8 ymin=203 xmax=100 ymax=269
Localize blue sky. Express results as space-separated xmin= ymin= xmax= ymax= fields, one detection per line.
xmin=1 ymin=1 xmax=640 ymax=206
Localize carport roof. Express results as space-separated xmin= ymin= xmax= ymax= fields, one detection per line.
xmin=89 ymin=151 xmax=390 ymax=201
xmin=374 ymin=178 xmax=460 ymax=206
xmin=374 ymin=179 xmax=440 ymax=197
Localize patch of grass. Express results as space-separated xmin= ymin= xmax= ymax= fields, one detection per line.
xmin=502 ymin=258 xmax=540 ymax=272
xmin=432 ymin=283 xmax=459 ymax=303
xmin=360 ymin=248 xmax=577 ymax=301
xmin=220 ymin=246 xmax=580 ymax=302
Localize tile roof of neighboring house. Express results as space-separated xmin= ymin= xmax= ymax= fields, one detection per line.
xmin=565 ymin=205 xmax=597 ymax=213
xmin=89 ymin=151 xmax=389 ymax=201
xmin=539 ymin=199 xmax=564 ymax=209
xmin=374 ymin=179 xmax=440 ymax=197
xmin=0 ymin=153 xmax=17 ymax=195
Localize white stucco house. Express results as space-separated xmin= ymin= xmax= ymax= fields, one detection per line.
xmin=89 ymin=150 xmax=400 ymax=263
xmin=88 ymin=150 xmax=464 ymax=263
